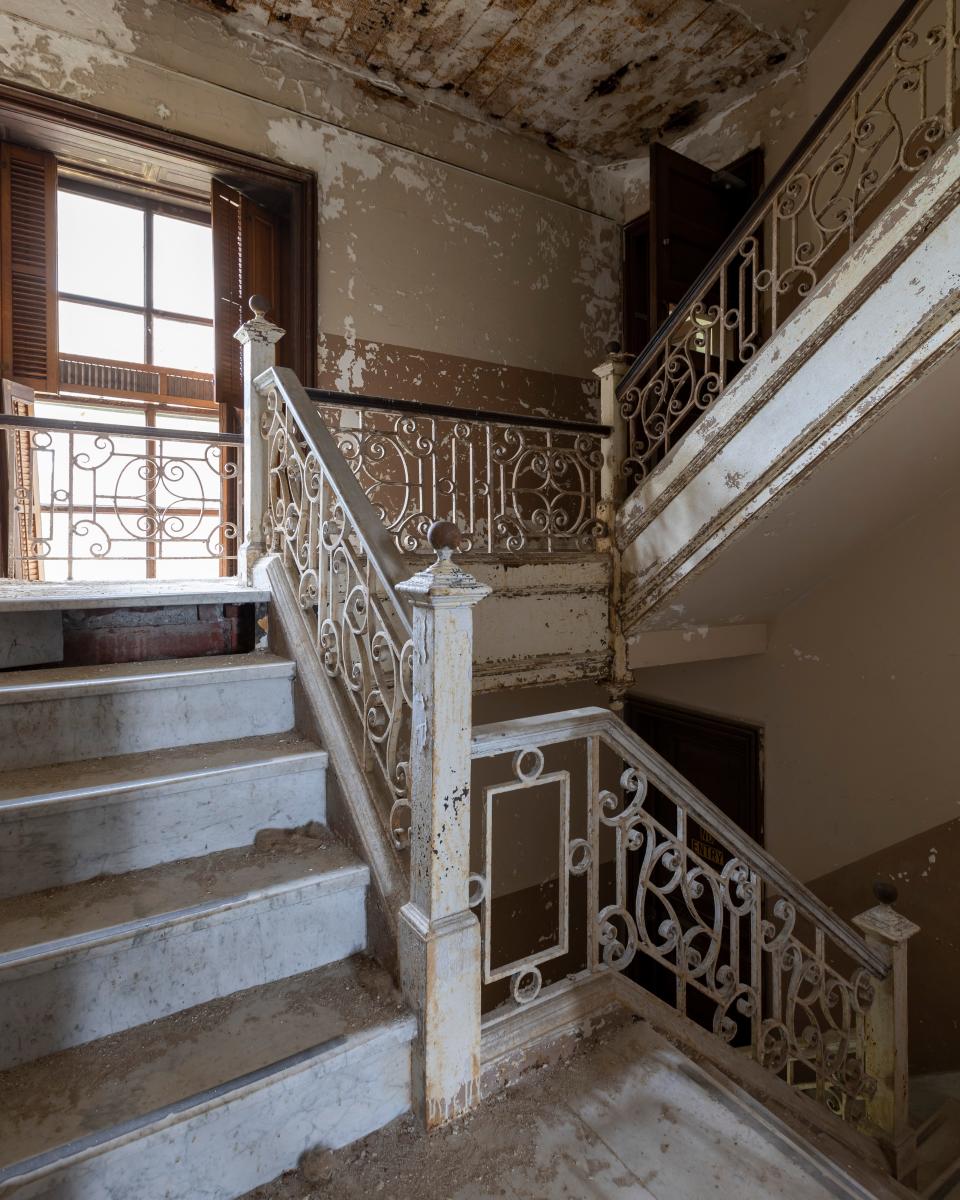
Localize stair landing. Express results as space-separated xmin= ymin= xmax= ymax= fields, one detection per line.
xmin=241 ymin=1015 xmax=893 ymax=1200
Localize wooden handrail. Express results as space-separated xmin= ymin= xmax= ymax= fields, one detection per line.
xmin=0 ymin=412 xmax=241 ymax=445
xmin=307 ymin=386 xmax=611 ymax=438
xmin=616 ymin=0 xmax=922 ymax=400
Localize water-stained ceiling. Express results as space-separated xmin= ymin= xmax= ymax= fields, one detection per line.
xmin=191 ymin=0 xmax=850 ymax=162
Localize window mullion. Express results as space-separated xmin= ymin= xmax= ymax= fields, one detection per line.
xmin=144 ymin=205 xmax=154 ymax=366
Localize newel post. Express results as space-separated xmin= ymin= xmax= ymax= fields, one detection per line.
xmin=396 ymin=521 xmax=491 ymax=1129
xmin=852 ymin=881 xmax=920 ymax=1184
xmin=234 ymin=295 xmax=285 ymax=581
xmin=592 ymin=340 xmax=632 ymax=514
xmin=592 ymin=341 xmax=634 ymax=714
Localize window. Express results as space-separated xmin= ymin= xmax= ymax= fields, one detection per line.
xmin=57 ymin=184 xmax=214 ymax=375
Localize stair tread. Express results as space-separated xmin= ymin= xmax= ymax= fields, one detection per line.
xmin=0 ymin=834 xmax=365 ymax=965
xmin=0 ymin=579 xmax=270 ymax=612
xmin=0 ymin=954 xmax=413 ymax=1174
xmin=0 ymin=732 xmax=327 ymax=809
xmin=0 ymin=651 xmax=294 ymax=702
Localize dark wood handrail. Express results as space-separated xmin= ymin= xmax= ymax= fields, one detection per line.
xmin=616 ymin=0 xmax=921 ymax=399
xmin=0 ymin=413 xmax=242 ymax=445
xmin=306 ymin=387 xmax=611 ymax=438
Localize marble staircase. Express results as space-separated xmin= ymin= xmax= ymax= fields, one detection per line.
xmin=0 ymin=648 xmax=415 ymax=1199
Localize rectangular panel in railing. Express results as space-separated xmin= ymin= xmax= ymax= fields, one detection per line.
xmin=315 ymin=400 xmax=605 ymax=555
xmin=470 ymin=709 xmax=885 ymax=1129
xmin=620 ymin=0 xmax=959 ymax=489
xmin=0 ymin=414 xmax=242 ymax=581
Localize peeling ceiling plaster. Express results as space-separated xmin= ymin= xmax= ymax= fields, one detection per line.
xmin=185 ymin=0 xmax=850 ymax=163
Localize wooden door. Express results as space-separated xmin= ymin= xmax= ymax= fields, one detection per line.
xmin=622 ymin=214 xmax=650 ymax=356
xmin=622 ymin=144 xmax=763 ymax=352
xmin=650 ymin=143 xmax=763 ymax=332
xmin=623 ymin=697 xmax=763 ymax=1040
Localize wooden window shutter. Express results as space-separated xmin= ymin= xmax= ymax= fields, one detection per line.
xmin=1 ymin=378 xmax=42 ymax=580
xmin=211 ymin=179 xmax=280 ymax=412
xmin=0 ymin=143 xmax=59 ymax=393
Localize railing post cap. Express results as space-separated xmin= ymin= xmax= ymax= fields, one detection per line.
xmin=852 ymin=884 xmax=920 ymax=945
xmin=592 ymin=344 xmax=634 ymax=382
xmin=234 ymin=295 xmax=286 ymax=346
xmin=397 ymin=522 xmax=491 ymax=607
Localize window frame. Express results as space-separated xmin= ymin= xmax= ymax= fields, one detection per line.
xmin=56 ymin=177 xmax=214 ymax=373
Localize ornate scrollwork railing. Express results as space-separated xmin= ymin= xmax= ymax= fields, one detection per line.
xmin=619 ymin=0 xmax=959 ymax=483
xmin=0 ymin=411 xmax=241 ymax=580
xmin=258 ymin=368 xmax=415 ymax=848
xmin=471 ymin=708 xmax=890 ymax=1127
xmin=310 ymin=390 xmax=608 ymax=555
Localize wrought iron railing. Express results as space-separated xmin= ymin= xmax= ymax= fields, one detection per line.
xmin=471 ymin=708 xmax=889 ymax=1127
xmin=0 ymin=411 xmax=241 ymax=580
xmin=257 ymin=368 xmax=414 ymax=848
xmin=619 ymin=0 xmax=958 ymax=484
xmin=310 ymin=389 xmax=608 ymax=555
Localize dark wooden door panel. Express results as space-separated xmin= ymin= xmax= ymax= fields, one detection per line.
xmin=623 ymin=143 xmax=765 ymax=347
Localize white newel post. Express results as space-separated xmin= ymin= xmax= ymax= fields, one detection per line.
xmin=396 ymin=521 xmax=491 ymax=1129
xmin=592 ymin=341 xmax=633 ymax=713
xmin=234 ymin=295 xmax=285 ymax=582
xmin=853 ymin=881 xmax=920 ymax=1185
xmin=592 ymin=340 xmax=632 ymax=513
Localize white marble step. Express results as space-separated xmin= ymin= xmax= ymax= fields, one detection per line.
xmin=0 ymin=579 xmax=271 ymax=611
xmin=0 ymin=653 xmax=296 ymax=769
xmin=0 ymin=835 xmax=368 ymax=1071
xmin=0 ymin=955 xmax=415 ymax=1200
xmin=0 ymin=733 xmax=329 ymax=898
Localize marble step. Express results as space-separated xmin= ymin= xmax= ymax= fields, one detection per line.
xmin=0 ymin=835 xmax=368 ymax=1071
xmin=0 ymin=653 xmax=296 ymax=770
xmin=0 ymin=955 xmax=415 ymax=1200
xmin=0 ymin=733 xmax=329 ymax=898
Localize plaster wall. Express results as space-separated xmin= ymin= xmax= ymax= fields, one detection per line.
xmin=0 ymin=0 xmax=620 ymax=421
xmin=629 ymin=480 xmax=960 ymax=887
xmin=614 ymin=0 xmax=906 ymax=223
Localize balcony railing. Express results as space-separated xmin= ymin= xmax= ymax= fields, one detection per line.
xmin=0 ymin=409 xmax=241 ymax=581
xmin=310 ymin=388 xmax=609 ymax=555
xmin=618 ymin=0 xmax=959 ymax=484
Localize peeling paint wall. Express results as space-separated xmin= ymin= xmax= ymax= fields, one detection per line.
xmin=612 ymin=0 xmax=904 ymax=223
xmin=0 ymin=0 xmax=619 ymax=420
xmin=631 ymin=479 xmax=960 ymax=881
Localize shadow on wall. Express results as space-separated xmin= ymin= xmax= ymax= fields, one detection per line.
xmin=809 ymin=815 xmax=960 ymax=1076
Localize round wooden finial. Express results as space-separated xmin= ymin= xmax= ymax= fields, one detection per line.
xmin=427 ymin=520 xmax=462 ymax=554
xmin=606 ymin=340 xmax=621 ymax=354
xmin=249 ymin=295 xmax=271 ymax=319
xmin=873 ymin=879 xmax=898 ymax=906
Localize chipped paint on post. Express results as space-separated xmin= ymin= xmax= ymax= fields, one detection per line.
xmin=397 ymin=531 xmax=491 ymax=1128
xmin=852 ymin=896 xmax=921 ymax=1182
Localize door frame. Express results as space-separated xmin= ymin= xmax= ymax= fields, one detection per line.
xmin=625 ymin=695 xmax=764 ymax=845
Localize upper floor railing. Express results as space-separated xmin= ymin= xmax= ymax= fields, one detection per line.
xmin=310 ymin=388 xmax=608 ymax=556
xmin=618 ymin=0 xmax=959 ymax=485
